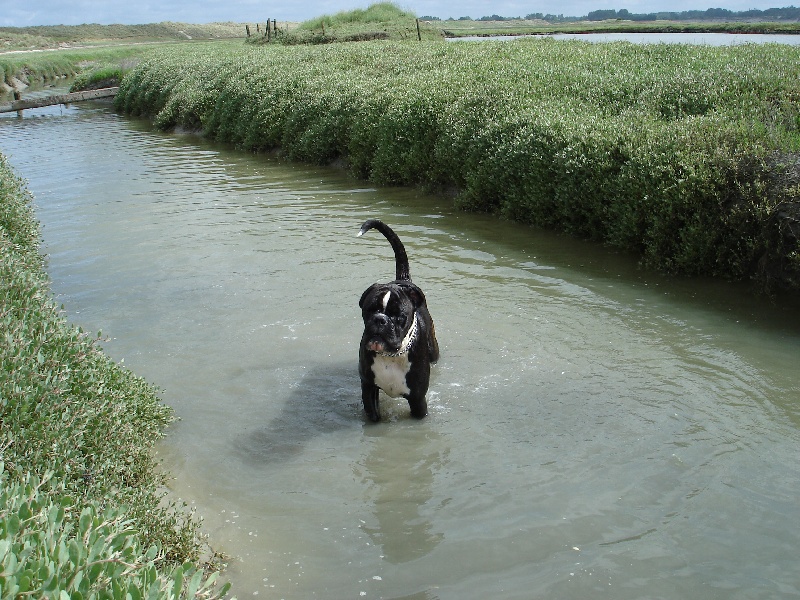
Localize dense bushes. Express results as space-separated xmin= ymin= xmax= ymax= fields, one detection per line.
xmin=115 ymin=39 xmax=800 ymax=291
xmin=0 ymin=470 xmax=227 ymax=600
xmin=0 ymin=153 xmax=228 ymax=597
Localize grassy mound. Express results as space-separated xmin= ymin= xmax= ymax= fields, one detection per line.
xmin=300 ymin=2 xmax=416 ymax=29
xmin=249 ymin=2 xmax=443 ymax=45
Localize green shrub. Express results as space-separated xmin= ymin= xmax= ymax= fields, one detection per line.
xmin=114 ymin=39 xmax=800 ymax=291
xmin=0 ymin=468 xmax=230 ymax=600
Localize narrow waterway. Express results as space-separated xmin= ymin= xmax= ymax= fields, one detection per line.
xmin=2 ymin=99 xmax=800 ymax=600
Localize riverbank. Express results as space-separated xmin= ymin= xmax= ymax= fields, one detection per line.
xmin=0 ymin=45 xmax=150 ymax=93
xmin=0 ymin=152 xmax=229 ymax=598
xmin=115 ymin=39 xmax=800 ymax=294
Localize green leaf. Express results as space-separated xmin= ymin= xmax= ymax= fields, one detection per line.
xmin=79 ymin=510 xmax=92 ymax=536
xmin=186 ymin=570 xmax=203 ymax=598
xmin=172 ymin=567 xmax=185 ymax=598
xmin=218 ymin=581 xmax=232 ymax=597
xmin=17 ymin=502 xmax=32 ymax=521
xmin=38 ymin=563 xmax=51 ymax=584
xmin=0 ymin=540 xmax=10 ymax=561
xmin=144 ymin=545 xmax=158 ymax=562
xmin=6 ymin=514 xmax=20 ymax=535
xmin=18 ymin=573 xmax=31 ymax=593
xmin=88 ymin=561 xmax=104 ymax=584
xmin=68 ymin=539 xmax=82 ymax=565
xmin=111 ymin=577 xmax=124 ymax=600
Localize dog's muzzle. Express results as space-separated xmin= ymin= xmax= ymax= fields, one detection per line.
xmin=372 ymin=312 xmax=418 ymax=357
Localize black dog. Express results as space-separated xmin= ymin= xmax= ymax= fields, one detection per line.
xmin=358 ymin=219 xmax=439 ymax=422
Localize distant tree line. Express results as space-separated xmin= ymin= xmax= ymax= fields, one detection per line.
xmin=419 ymin=5 xmax=800 ymax=22
xmin=584 ymin=5 xmax=800 ymax=21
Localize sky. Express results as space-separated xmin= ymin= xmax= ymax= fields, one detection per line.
xmin=0 ymin=0 xmax=792 ymax=27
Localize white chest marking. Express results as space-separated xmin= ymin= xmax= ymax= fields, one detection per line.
xmin=371 ymin=354 xmax=411 ymax=398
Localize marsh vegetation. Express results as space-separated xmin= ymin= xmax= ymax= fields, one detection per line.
xmin=116 ymin=38 xmax=800 ymax=292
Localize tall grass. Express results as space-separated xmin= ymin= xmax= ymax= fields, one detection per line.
xmin=115 ymin=39 xmax=800 ymax=291
xmin=0 ymin=152 xmax=229 ymax=598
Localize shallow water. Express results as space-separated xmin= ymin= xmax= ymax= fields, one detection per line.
xmin=3 ymin=100 xmax=800 ymax=599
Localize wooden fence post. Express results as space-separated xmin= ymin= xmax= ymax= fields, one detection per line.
xmin=246 ymin=24 xmax=251 ymax=37
xmin=416 ymin=18 xmax=422 ymax=40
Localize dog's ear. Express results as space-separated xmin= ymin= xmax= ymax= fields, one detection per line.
xmin=397 ymin=282 xmax=427 ymax=308
xmin=359 ymin=284 xmax=381 ymax=309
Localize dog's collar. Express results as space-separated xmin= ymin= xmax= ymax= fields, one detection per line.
xmin=377 ymin=312 xmax=418 ymax=358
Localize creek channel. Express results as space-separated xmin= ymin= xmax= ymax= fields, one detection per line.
xmin=2 ymin=96 xmax=800 ymax=599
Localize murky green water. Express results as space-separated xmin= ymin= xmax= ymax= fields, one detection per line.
xmin=3 ymin=99 xmax=800 ymax=599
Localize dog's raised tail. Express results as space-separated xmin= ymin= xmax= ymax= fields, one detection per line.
xmin=358 ymin=219 xmax=411 ymax=281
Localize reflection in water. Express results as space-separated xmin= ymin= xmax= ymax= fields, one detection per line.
xmin=360 ymin=426 xmax=447 ymax=564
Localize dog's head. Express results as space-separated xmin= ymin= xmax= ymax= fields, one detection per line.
xmin=359 ymin=281 xmax=427 ymax=354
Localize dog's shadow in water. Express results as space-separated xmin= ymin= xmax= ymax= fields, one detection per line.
xmin=234 ymin=362 xmax=364 ymax=465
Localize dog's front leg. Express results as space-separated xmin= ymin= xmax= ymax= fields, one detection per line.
xmin=361 ymin=381 xmax=381 ymax=422
xmin=406 ymin=395 xmax=428 ymax=419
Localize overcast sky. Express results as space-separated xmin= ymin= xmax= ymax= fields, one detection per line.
xmin=0 ymin=0 xmax=791 ymax=27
